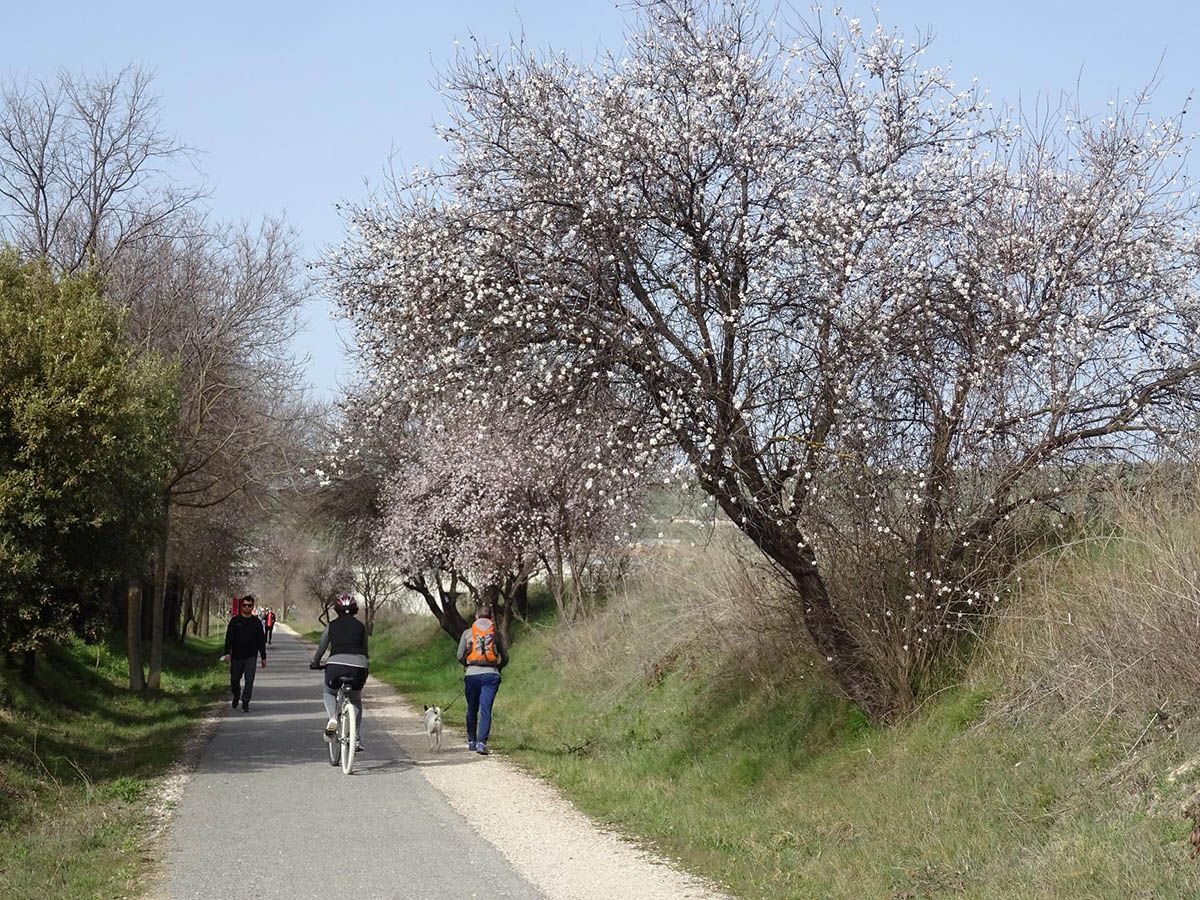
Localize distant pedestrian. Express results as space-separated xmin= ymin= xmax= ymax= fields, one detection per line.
xmin=456 ymin=602 xmax=508 ymax=755
xmin=222 ymin=594 xmax=267 ymax=712
xmin=264 ymin=608 xmax=275 ymax=644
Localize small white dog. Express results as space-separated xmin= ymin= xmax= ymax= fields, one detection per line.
xmin=423 ymin=704 xmax=443 ymax=751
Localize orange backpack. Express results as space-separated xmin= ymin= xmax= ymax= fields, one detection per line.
xmin=465 ymin=620 xmax=500 ymax=666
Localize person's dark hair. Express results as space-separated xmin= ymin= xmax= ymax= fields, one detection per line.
xmin=242 ymin=594 xmax=256 ymax=605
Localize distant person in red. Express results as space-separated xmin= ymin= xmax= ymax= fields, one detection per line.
xmin=264 ymin=608 xmax=276 ymax=644
xmin=221 ymin=594 xmax=266 ymax=712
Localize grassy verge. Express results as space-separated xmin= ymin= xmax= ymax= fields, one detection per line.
xmin=0 ymin=635 xmax=224 ymax=899
xmin=368 ymin=609 xmax=1199 ymax=899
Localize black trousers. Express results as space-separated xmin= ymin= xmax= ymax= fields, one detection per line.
xmin=230 ymin=656 xmax=258 ymax=702
xmin=265 ymin=625 xmax=274 ymax=644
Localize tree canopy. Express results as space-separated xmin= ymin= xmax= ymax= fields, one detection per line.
xmin=0 ymin=254 xmax=175 ymax=656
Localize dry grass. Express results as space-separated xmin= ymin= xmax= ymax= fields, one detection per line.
xmin=983 ymin=488 xmax=1200 ymax=729
xmin=549 ymin=528 xmax=815 ymax=701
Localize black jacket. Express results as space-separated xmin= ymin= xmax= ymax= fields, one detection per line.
xmin=326 ymin=615 xmax=368 ymax=656
xmin=224 ymin=615 xmax=267 ymax=660
xmin=311 ymin=615 xmax=369 ymax=668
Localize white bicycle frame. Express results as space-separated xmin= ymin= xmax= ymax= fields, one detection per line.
xmin=322 ymin=670 xmax=358 ymax=775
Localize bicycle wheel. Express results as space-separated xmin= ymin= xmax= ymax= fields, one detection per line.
xmin=340 ymin=696 xmax=357 ymax=775
xmin=327 ymin=692 xmax=342 ymax=767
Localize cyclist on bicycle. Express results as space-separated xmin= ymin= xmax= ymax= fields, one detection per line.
xmin=309 ymin=594 xmax=369 ymax=749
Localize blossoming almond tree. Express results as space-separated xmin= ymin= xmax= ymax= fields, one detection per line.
xmin=331 ymin=1 xmax=1200 ymax=720
xmin=320 ymin=371 xmax=648 ymax=639
xmin=369 ymin=393 xmax=646 ymax=639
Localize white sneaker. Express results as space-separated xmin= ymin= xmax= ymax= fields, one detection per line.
xmin=324 ymin=718 xmax=337 ymax=734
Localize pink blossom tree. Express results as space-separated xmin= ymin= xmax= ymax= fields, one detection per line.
xmin=330 ymin=1 xmax=1200 ymax=719
xmin=363 ymin=389 xmax=647 ymax=639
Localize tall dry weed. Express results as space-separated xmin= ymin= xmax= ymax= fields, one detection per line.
xmin=548 ymin=526 xmax=816 ymax=698
xmin=986 ymin=485 xmax=1200 ymax=725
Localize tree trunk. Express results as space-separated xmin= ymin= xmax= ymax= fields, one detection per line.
xmin=127 ymin=580 xmax=145 ymax=691
xmin=148 ymin=502 xmax=170 ymax=690
xmin=179 ymin=584 xmax=195 ymax=642
xmin=409 ymin=575 xmax=470 ymax=640
xmin=19 ymin=649 xmax=35 ymax=682
xmin=484 ymin=583 xmax=511 ymax=644
xmin=723 ymin=494 xmax=900 ymax=723
xmin=164 ymin=574 xmax=182 ymax=642
xmin=547 ymin=545 xmax=567 ymax=620
xmin=365 ymin=599 xmax=376 ymax=636
xmin=200 ymin=590 xmax=211 ymax=637
xmin=512 ymin=577 xmax=530 ymax=619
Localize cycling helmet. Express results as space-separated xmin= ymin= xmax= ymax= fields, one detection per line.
xmin=334 ymin=593 xmax=358 ymax=615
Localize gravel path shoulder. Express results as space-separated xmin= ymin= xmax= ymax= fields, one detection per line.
xmin=353 ymin=627 xmax=732 ymax=900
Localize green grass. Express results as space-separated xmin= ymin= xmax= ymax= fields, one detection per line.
xmin=0 ymin=635 xmax=225 ymax=900
xmin=368 ymin=610 xmax=1200 ymax=899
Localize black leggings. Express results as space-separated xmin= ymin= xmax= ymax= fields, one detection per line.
xmin=323 ymin=663 xmax=367 ymax=729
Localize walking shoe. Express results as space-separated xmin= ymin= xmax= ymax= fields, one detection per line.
xmin=241 ymin=702 xmax=250 ymax=712
xmin=231 ymin=696 xmax=239 ymax=709
xmin=325 ymin=717 xmax=338 ymax=734
xmin=467 ymin=741 xmax=476 ymax=751
xmin=355 ymin=741 xmax=364 ymax=752
xmin=476 ymin=742 xmax=489 ymax=756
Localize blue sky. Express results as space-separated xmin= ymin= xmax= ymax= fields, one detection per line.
xmin=5 ymin=1 xmax=1197 ymax=398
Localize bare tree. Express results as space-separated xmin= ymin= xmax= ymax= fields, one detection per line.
xmin=254 ymin=502 xmax=320 ymax=624
xmin=302 ymin=550 xmax=354 ymax=626
xmin=111 ymin=216 xmax=311 ymax=689
xmin=171 ymin=488 xmax=266 ymax=640
xmin=0 ymin=66 xmax=200 ymax=274
xmin=350 ymin=546 xmax=404 ymax=635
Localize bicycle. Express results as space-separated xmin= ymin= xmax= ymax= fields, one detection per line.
xmin=313 ymin=664 xmax=358 ymax=774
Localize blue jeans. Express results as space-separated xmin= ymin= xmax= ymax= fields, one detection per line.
xmin=464 ymin=672 xmax=501 ymax=744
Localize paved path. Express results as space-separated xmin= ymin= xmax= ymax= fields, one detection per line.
xmin=161 ymin=627 xmax=541 ymax=900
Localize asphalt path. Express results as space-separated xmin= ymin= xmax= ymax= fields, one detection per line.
xmin=162 ymin=626 xmax=542 ymax=900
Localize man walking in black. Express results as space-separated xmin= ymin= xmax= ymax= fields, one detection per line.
xmin=222 ymin=595 xmax=267 ymax=712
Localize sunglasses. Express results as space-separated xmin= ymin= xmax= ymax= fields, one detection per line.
xmin=240 ymin=601 xmax=254 ymax=607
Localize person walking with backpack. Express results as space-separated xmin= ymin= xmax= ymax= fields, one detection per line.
xmin=222 ymin=594 xmax=267 ymax=712
xmin=456 ymin=602 xmax=509 ymax=755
